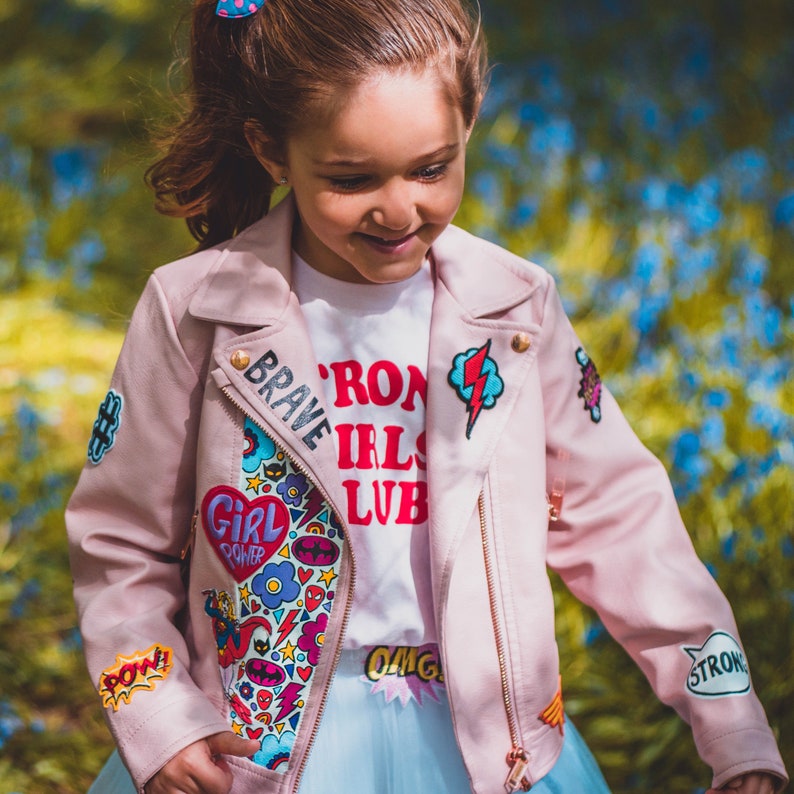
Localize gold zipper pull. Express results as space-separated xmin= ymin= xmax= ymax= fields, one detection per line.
xmin=504 ymin=747 xmax=531 ymax=792
xmin=180 ymin=510 xmax=198 ymax=561
xmin=547 ymin=486 xmax=564 ymax=523
xmin=547 ymin=448 xmax=570 ymax=529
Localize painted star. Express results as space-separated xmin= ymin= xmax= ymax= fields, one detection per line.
xmin=280 ymin=640 xmax=298 ymax=661
xmin=318 ymin=568 xmax=337 ymax=587
xmin=231 ymin=720 xmax=244 ymax=736
xmin=239 ymin=584 xmax=252 ymax=606
xmin=246 ymin=474 xmax=265 ymax=493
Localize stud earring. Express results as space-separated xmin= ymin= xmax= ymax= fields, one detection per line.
xmin=279 ymin=176 xmax=288 ymax=185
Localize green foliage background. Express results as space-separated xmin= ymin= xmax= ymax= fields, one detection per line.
xmin=0 ymin=0 xmax=791 ymax=792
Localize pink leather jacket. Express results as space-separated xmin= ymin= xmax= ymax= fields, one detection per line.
xmin=67 ymin=197 xmax=787 ymax=793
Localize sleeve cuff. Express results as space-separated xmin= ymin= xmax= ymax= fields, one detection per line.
xmin=697 ymin=723 xmax=789 ymax=791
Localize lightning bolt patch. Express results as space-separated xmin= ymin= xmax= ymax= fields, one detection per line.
xmin=448 ymin=340 xmax=505 ymax=439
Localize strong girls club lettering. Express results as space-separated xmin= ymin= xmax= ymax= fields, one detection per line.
xmin=317 ymin=358 xmax=428 ymax=528
xmin=243 ymin=349 xmax=427 ymax=527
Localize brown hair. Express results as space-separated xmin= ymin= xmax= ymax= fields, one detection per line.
xmin=146 ymin=0 xmax=487 ymax=249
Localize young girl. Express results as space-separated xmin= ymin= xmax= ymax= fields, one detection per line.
xmin=67 ymin=1 xmax=787 ymax=793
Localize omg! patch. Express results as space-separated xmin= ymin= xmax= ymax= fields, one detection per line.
xmin=99 ymin=644 xmax=173 ymax=711
xmin=682 ymin=631 xmax=751 ymax=698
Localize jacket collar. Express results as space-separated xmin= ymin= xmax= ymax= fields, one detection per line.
xmin=188 ymin=195 xmax=295 ymax=326
xmin=189 ymin=194 xmax=541 ymax=326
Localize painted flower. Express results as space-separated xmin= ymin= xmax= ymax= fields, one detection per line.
xmin=329 ymin=511 xmax=344 ymax=538
xmin=298 ymin=613 xmax=327 ymax=666
xmin=251 ymin=561 xmax=300 ymax=609
xmin=238 ymin=682 xmax=254 ymax=701
xmin=243 ymin=426 xmax=259 ymax=458
xmin=242 ymin=420 xmax=276 ymax=473
xmin=276 ymin=472 xmax=309 ymax=507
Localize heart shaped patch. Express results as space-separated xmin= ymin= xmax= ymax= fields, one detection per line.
xmin=202 ymin=485 xmax=291 ymax=581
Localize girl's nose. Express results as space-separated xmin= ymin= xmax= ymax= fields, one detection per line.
xmin=370 ymin=182 xmax=416 ymax=232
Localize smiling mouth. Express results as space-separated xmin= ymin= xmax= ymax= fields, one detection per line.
xmin=359 ymin=231 xmax=416 ymax=248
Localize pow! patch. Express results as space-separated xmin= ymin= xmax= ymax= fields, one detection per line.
xmin=575 ymin=347 xmax=602 ymax=423
xmin=98 ymin=644 xmax=173 ymax=711
xmin=448 ymin=340 xmax=504 ymax=439
xmin=682 ymin=631 xmax=751 ymax=698
xmin=87 ymin=389 xmax=123 ymax=464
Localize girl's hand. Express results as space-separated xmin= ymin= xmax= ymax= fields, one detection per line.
xmin=707 ymin=772 xmax=780 ymax=794
xmin=144 ymin=732 xmax=260 ymax=794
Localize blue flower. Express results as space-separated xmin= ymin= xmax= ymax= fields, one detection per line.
xmin=774 ymin=193 xmax=794 ymax=228
xmin=242 ymin=420 xmax=276 ymax=473
xmin=251 ymin=561 xmax=300 ymax=609
xmin=701 ymin=415 xmax=725 ymax=451
xmin=239 ymin=682 xmax=254 ymax=701
xmin=276 ymin=473 xmax=309 ymax=507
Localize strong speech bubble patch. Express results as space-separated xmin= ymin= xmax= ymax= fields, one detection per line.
xmin=682 ymin=631 xmax=751 ymax=698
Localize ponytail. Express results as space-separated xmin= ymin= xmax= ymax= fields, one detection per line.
xmin=146 ymin=2 xmax=277 ymax=249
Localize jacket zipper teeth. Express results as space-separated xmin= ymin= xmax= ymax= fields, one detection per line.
xmin=478 ymin=493 xmax=531 ymax=792
xmin=180 ymin=510 xmax=198 ymax=560
xmin=219 ymin=385 xmax=356 ymax=791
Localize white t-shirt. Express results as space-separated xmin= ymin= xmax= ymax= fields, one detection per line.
xmin=292 ymin=253 xmax=436 ymax=648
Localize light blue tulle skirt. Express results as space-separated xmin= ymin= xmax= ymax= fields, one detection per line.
xmin=89 ymin=648 xmax=610 ymax=793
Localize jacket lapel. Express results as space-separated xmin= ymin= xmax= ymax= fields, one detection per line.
xmin=189 ymin=198 xmax=345 ymax=513
xmin=426 ymin=227 xmax=543 ymax=576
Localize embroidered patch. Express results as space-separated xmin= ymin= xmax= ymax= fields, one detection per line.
xmin=448 ymin=340 xmax=505 ymax=439
xmin=682 ymin=631 xmax=751 ymax=698
xmin=539 ymin=676 xmax=565 ymax=735
xmin=242 ymin=349 xmax=332 ymax=450
xmin=98 ymin=644 xmax=173 ymax=711
xmin=575 ymin=347 xmax=602 ymax=423
xmin=87 ymin=389 xmax=123 ymax=464
xmin=361 ymin=644 xmax=445 ymax=707
xmin=202 ymin=486 xmax=292 ymax=581
xmin=204 ymin=418 xmax=344 ymax=773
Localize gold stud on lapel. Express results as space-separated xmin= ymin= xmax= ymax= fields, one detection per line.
xmin=511 ymin=332 xmax=532 ymax=353
xmin=230 ymin=350 xmax=251 ymax=370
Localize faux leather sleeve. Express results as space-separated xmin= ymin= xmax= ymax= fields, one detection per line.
xmin=66 ymin=274 xmax=229 ymax=790
xmin=538 ymin=277 xmax=788 ymax=790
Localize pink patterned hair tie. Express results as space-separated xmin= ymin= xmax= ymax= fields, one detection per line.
xmin=215 ymin=0 xmax=266 ymax=18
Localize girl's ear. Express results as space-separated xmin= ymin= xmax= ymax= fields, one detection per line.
xmin=244 ymin=121 xmax=287 ymax=183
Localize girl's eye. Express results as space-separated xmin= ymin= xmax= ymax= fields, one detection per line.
xmin=416 ymin=164 xmax=448 ymax=181
xmin=328 ymin=175 xmax=369 ymax=192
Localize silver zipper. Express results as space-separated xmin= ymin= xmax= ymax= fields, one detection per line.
xmin=478 ymin=492 xmax=531 ymax=792
xmin=219 ymin=385 xmax=356 ymax=792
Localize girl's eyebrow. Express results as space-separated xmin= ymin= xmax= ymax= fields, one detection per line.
xmin=313 ymin=142 xmax=461 ymax=168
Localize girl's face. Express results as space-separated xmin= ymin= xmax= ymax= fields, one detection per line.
xmin=254 ymin=68 xmax=470 ymax=284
